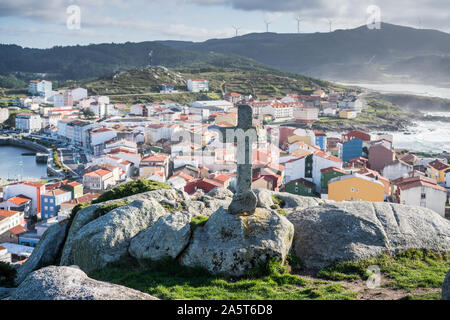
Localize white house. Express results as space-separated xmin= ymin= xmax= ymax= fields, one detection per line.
xmin=263 ymin=102 xmax=294 ymax=119
xmin=294 ymin=106 xmax=319 ymax=123
xmin=68 ymin=88 xmax=88 ymax=101
xmin=382 ymin=160 xmax=413 ymax=181
xmin=15 ymin=113 xmax=41 ymax=132
xmin=0 ymin=108 xmax=9 ymax=123
xmin=29 ymin=80 xmax=52 ymax=96
xmin=189 ymin=100 xmax=233 ymax=112
xmin=187 ymin=79 xmax=209 ymax=92
xmin=393 ymin=176 xmax=447 ymax=217
xmin=90 ymin=127 xmax=118 ymax=155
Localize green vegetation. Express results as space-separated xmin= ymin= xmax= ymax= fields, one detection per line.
xmin=0 ymin=261 xmax=17 ymax=288
xmin=90 ymin=258 xmax=357 ymax=300
xmin=0 ymin=74 xmax=26 ymax=89
xmin=93 ymin=201 xmax=131 ymax=219
xmin=404 ymin=292 xmax=442 ymax=300
xmin=69 ymin=202 xmax=90 ymax=221
xmin=92 ymin=179 xmax=171 ymax=204
xmin=270 ymin=195 xmax=286 ymax=210
xmin=189 ymin=215 xmax=209 ymax=232
xmin=318 ymin=249 xmax=450 ymax=291
xmin=0 ymin=42 xmax=273 ymax=81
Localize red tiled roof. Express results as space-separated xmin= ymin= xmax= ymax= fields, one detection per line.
xmin=9 ymin=225 xmax=28 ymax=235
xmin=314 ymin=150 xmax=342 ymax=163
xmin=394 ymin=176 xmax=446 ymax=192
xmin=0 ymin=209 xmax=21 ymax=218
xmin=84 ymin=169 xmax=112 ymax=178
xmin=42 ymin=188 xmax=71 ymax=197
xmin=321 ymin=167 xmax=347 ymax=174
xmin=7 ymin=195 xmax=31 ymax=206
xmin=142 ymin=155 xmax=168 ymax=162
xmin=427 ymin=160 xmax=450 ymax=171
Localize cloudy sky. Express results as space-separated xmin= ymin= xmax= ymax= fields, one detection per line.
xmin=1 ymin=0 xmax=449 ymax=48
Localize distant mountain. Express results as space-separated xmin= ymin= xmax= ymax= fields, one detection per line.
xmin=0 ymin=42 xmax=272 ymax=81
xmin=2 ymin=23 xmax=449 ymax=85
xmin=157 ymin=23 xmax=450 ymax=85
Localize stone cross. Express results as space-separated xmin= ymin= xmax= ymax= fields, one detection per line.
xmin=218 ymin=104 xmax=258 ymax=215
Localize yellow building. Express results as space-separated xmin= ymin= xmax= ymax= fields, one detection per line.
xmin=427 ymin=160 xmax=450 ymax=184
xmin=328 ymin=173 xmax=385 ymax=202
xmin=339 ymin=110 xmax=357 ymax=119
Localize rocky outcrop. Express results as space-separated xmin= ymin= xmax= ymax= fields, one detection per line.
xmin=443 ymin=270 xmax=450 ymax=300
xmin=272 ymin=191 xmax=330 ymax=209
xmin=66 ymin=199 xmax=168 ymax=273
xmin=60 ymin=204 xmax=101 ymax=266
xmin=207 ymin=187 xmax=233 ymax=199
xmin=15 ymin=221 xmax=70 ymax=285
xmin=10 ymin=266 xmax=158 ymax=300
xmin=254 ymin=189 xmax=331 ymax=210
xmin=60 ymin=189 xmax=185 ymax=266
xmin=180 ymin=207 xmax=294 ymax=276
xmin=288 ymin=202 xmax=450 ymax=269
xmin=125 ymin=188 xmax=189 ymax=203
xmin=129 ymin=211 xmax=191 ymax=261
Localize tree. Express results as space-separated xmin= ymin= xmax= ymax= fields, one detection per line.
xmin=83 ymin=109 xmax=96 ymax=119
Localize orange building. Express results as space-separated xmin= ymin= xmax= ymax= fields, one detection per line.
xmin=328 ymin=173 xmax=385 ymax=202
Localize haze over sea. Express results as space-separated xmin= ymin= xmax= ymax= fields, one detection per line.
xmin=344 ymin=83 xmax=450 ymax=153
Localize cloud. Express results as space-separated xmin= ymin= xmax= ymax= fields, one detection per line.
xmin=188 ymin=0 xmax=450 ymax=31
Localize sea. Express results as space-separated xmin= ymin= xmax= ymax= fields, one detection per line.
xmin=341 ymin=83 xmax=450 ymax=153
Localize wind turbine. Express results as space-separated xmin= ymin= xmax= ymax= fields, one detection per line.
xmin=264 ymin=20 xmax=272 ymax=32
xmin=295 ymin=16 xmax=303 ymax=33
xmin=326 ymin=18 xmax=334 ymax=32
xmin=232 ymin=26 xmax=241 ymax=37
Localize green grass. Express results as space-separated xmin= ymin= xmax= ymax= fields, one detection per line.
xmin=318 ymin=249 xmax=450 ymax=291
xmin=92 ymin=179 xmax=171 ymax=204
xmin=403 ymin=292 xmax=442 ymax=300
xmin=271 ymin=195 xmax=286 ymax=210
xmin=190 ymin=216 xmax=209 ymax=232
xmin=90 ymin=258 xmax=357 ymax=300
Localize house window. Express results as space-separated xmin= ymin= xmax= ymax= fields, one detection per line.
xmin=44 ymin=198 xmax=48 ymax=203
xmin=351 ymin=187 xmax=354 ymax=192
xmin=421 ymin=193 xmax=426 ymax=199
xmin=44 ymin=206 xmax=48 ymax=210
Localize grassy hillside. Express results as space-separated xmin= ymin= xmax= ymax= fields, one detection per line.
xmin=79 ymin=66 xmax=343 ymax=104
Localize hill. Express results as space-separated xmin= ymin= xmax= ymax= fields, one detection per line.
xmin=158 ymin=23 xmax=450 ymax=85
xmin=0 ymin=42 xmax=271 ymax=81
xmin=79 ymin=65 xmax=341 ymax=105
xmin=2 ymin=23 xmax=450 ymax=85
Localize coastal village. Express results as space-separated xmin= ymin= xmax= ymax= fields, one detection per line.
xmin=0 ymin=77 xmax=449 ymax=265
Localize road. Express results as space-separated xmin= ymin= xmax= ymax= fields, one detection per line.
xmin=59 ymin=147 xmax=86 ymax=178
